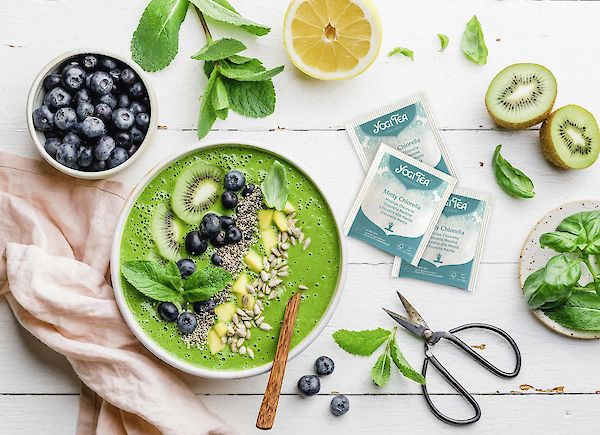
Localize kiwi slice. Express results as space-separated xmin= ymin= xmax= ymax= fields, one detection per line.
xmin=151 ymin=203 xmax=183 ymax=261
xmin=540 ymin=105 xmax=600 ymax=169
xmin=171 ymin=162 xmax=223 ymax=224
xmin=485 ymin=63 xmax=557 ymax=129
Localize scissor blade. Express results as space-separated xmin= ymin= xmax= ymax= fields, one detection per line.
xmin=382 ymin=308 xmax=426 ymax=339
xmin=397 ymin=291 xmax=429 ymax=329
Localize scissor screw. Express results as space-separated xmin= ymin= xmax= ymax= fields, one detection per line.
xmin=423 ymin=330 xmax=433 ymax=340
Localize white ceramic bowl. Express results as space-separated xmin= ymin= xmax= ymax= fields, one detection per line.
xmin=26 ymin=49 xmax=157 ymax=179
xmin=110 ymin=140 xmax=347 ymax=378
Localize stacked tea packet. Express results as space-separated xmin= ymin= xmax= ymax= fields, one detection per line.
xmin=345 ymin=94 xmax=492 ymax=291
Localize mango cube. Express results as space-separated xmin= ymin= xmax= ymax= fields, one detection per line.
xmin=214 ymin=302 xmax=236 ymax=322
xmin=261 ymin=228 xmax=278 ymax=253
xmin=273 ymin=211 xmax=289 ymax=232
xmin=244 ymin=250 xmax=263 ymax=272
xmin=207 ymin=329 xmax=225 ymax=355
xmin=232 ymin=272 xmax=248 ymax=295
xmin=258 ymin=209 xmax=274 ymax=230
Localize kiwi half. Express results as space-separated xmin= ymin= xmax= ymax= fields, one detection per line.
xmin=485 ymin=63 xmax=557 ymax=129
xmin=171 ymin=162 xmax=223 ymax=224
xmin=151 ymin=203 xmax=183 ymax=261
xmin=540 ymin=105 xmax=600 ymax=169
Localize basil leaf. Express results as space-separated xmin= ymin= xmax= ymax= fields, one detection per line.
xmin=188 ymin=0 xmax=270 ymax=36
xmin=184 ymin=267 xmax=232 ymax=291
xmin=261 ymin=160 xmax=289 ymax=210
xmin=539 ymin=231 xmax=581 ymax=253
xmin=524 ymin=267 xmax=572 ymax=310
xmin=388 ymin=47 xmax=414 ymax=61
xmin=371 ymin=353 xmax=391 ymax=387
xmin=389 ymin=339 xmax=425 ymax=384
xmin=492 ymin=145 xmax=535 ymax=198
xmin=198 ymin=68 xmax=218 ymax=139
xmin=121 ymin=261 xmax=183 ymax=302
xmin=332 ymin=328 xmax=391 ymax=356
xmin=131 ymin=0 xmax=189 ymax=72
xmin=437 ymin=34 xmax=449 ymax=51
xmin=544 ymin=290 xmax=600 ymax=331
xmin=462 ymin=15 xmax=488 ymax=65
xmin=192 ymin=38 xmax=246 ymax=61
xmin=543 ymin=254 xmax=581 ymax=288
xmin=219 ymin=64 xmax=284 ymax=82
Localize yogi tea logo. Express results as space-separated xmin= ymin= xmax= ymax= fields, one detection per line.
xmin=446 ymin=196 xmax=468 ymax=210
xmin=373 ymin=113 xmax=409 ymax=134
xmin=395 ymin=164 xmax=431 ymax=186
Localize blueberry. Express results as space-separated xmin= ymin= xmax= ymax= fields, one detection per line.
xmin=176 ymin=258 xmax=196 ymax=279
xmin=89 ymin=160 xmax=107 ymax=172
xmin=129 ymin=101 xmax=147 ymax=116
xmin=211 ymin=231 xmax=227 ymax=248
xmin=109 ymin=68 xmax=121 ymax=85
xmin=120 ymin=68 xmax=137 ymax=86
xmin=81 ymin=117 xmax=106 ymax=138
xmin=130 ymin=126 xmax=145 ymax=144
xmin=219 ymin=215 xmax=235 ymax=229
xmin=76 ymin=102 xmax=94 ymax=120
xmin=117 ymin=93 xmax=130 ymax=108
xmin=314 ymin=356 xmax=335 ymax=376
xmin=297 ymin=375 xmax=320 ymax=396
xmin=74 ymin=88 xmax=92 ymax=104
xmin=55 ymin=142 xmax=79 ymax=168
xmin=32 ymin=106 xmax=54 ymax=131
xmin=185 ymin=231 xmax=208 ymax=256
xmin=77 ymin=146 xmax=93 ymax=168
xmin=201 ymin=213 xmax=222 ymax=236
xmin=81 ymin=55 xmax=98 ymax=71
xmin=135 ymin=112 xmax=150 ymax=131
xmin=221 ymin=191 xmax=238 ymax=209
xmin=61 ymin=64 xmax=86 ymax=92
xmin=242 ymin=184 xmax=255 ymax=197
xmin=158 ymin=302 xmax=179 ymax=322
xmin=94 ymin=103 xmax=112 ymax=123
xmin=94 ymin=136 xmax=115 ymax=161
xmin=112 ymin=108 xmax=135 ymax=130
xmin=99 ymin=57 xmax=118 ymax=71
xmin=97 ymin=93 xmax=117 ymax=110
xmin=224 ymin=170 xmax=245 ymax=191
xmin=43 ymin=73 xmax=61 ymax=91
xmin=211 ymin=252 xmax=223 ymax=266
xmin=44 ymin=137 xmax=61 ymax=157
xmin=54 ymin=107 xmax=77 ymax=131
xmin=330 ymin=395 xmax=349 ymax=416
xmin=63 ymin=132 xmax=81 ymax=147
xmin=177 ymin=312 xmax=197 ymax=335
xmin=127 ymin=144 xmax=139 ymax=157
xmin=193 ymin=299 xmax=217 ymax=314
xmin=225 ymin=226 xmax=242 ymax=244
xmin=89 ymin=71 xmax=113 ymax=95
xmin=129 ymin=82 xmax=144 ymax=98
xmin=108 ymin=147 xmax=129 ymax=169
xmin=114 ymin=131 xmax=132 ymax=147
xmin=43 ymin=87 xmax=71 ymax=110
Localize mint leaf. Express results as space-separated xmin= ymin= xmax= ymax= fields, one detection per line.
xmin=228 ymin=54 xmax=253 ymax=64
xmin=225 ymin=78 xmax=275 ymax=118
xmin=184 ymin=267 xmax=232 ymax=291
xmin=371 ymin=353 xmax=391 ymax=386
xmin=183 ymin=286 xmax=222 ymax=302
xmin=219 ymin=64 xmax=284 ymax=82
xmin=388 ymin=47 xmax=414 ymax=61
xmin=390 ymin=339 xmax=426 ymax=384
xmin=333 ymin=328 xmax=391 ymax=356
xmin=462 ymin=15 xmax=488 ymax=65
xmin=198 ymin=68 xmax=218 ymax=139
xmin=131 ymin=0 xmax=189 ymax=72
xmin=121 ymin=261 xmax=183 ymax=302
xmin=212 ymin=76 xmax=229 ymax=111
xmin=261 ymin=160 xmax=289 ymax=210
xmin=437 ymin=34 xmax=449 ymax=51
xmin=188 ymin=0 xmax=270 ymax=36
xmin=192 ymin=38 xmax=246 ymax=61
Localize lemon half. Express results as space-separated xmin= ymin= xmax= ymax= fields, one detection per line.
xmin=283 ymin=0 xmax=382 ymax=80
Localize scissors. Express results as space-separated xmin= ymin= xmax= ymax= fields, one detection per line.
xmin=383 ymin=292 xmax=521 ymax=425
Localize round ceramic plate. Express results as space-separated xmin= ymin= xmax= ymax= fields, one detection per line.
xmin=519 ymin=200 xmax=600 ymax=339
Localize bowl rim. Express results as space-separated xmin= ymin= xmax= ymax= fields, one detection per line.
xmin=110 ymin=140 xmax=348 ymax=379
xmin=26 ymin=48 xmax=158 ymax=180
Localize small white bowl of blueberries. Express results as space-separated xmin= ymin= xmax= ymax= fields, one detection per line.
xmin=27 ymin=49 xmax=157 ymax=179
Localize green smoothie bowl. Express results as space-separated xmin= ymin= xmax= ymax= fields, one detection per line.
xmin=110 ymin=141 xmax=346 ymax=378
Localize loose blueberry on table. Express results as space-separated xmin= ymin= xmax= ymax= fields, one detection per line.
xmin=298 ymin=375 xmax=321 ymax=396
xmin=330 ymin=395 xmax=350 ymax=416
xmin=32 ymin=53 xmax=151 ymax=172
xmin=315 ymin=355 xmax=335 ymax=376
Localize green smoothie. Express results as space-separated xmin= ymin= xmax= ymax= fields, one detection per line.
xmin=119 ymin=144 xmax=342 ymax=371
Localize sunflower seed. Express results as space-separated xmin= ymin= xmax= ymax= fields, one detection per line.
xmin=272 ymin=248 xmax=281 ymax=257
xmin=227 ymin=326 xmax=235 ymax=336
xmin=303 ymin=238 xmax=311 ymax=250
xmin=221 ymin=336 xmax=227 ymax=344
xmin=244 ymin=320 xmax=252 ymax=329
xmin=256 ymin=316 xmax=264 ymax=326
xmin=231 ymin=343 xmax=238 ymax=353
xmin=282 ymin=232 xmax=288 ymax=242
xmin=247 ymin=348 xmax=255 ymax=359
xmin=260 ymin=271 xmax=269 ymax=282
xmin=232 ymin=314 xmax=239 ymax=325
xmin=268 ymin=291 xmax=278 ymax=300
xmin=277 ymin=233 xmax=282 ymax=243
xmin=253 ymin=304 xmax=262 ymax=316
xmin=246 ymin=330 xmax=251 ymax=339
xmin=246 ymin=285 xmax=256 ymax=294
xmin=239 ymin=345 xmax=247 ymax=355
xmin=263 ymin=257 xmax=269 ymax=268
xmin=265 ymin=286 xmax=272 ymax=295
xmin=280 ymin=242 xmax=290 ymax=251
xmin=237 ymin=323 xmax=247 ymax=333
xmin=293 ymin=228 xmax=302 ymax=238
xmin=258 ymin=291 xmax=265 ymax=298
xmin=290 ymin=237 xmax=297 ymax=246
xmin=252 ymin=279 xmax=259 ymax=287
xmin=275 ymin=261 xmax=287 ymax=269
xmin=269 ymin=254 xmax=275 ymax=262
xmin=259 ymin=322 xmax=273 ymax=331
xmin=236 ymin=308 xmax=246 ymax=317
xmin=235 ymin=328 xmax=246 ymax=338
xmin=269 ymin=278 xmax=282 ymax=287
xmin=265 ymin=263 xmax=271 ymax=272
xmin=299 ymin=284 xmax=308 ymax=290
xmin=256 ymin=300 xmax=264 ymax=311
xmin=236 ymin=337 xmax=245 ymax=347
xmin=289 ymin=211 xmax=296 ymax=218
xmin=283 ymin=251 xmax=289 ymax=259
xmin=279 ymin=265 xmax=289 ymax=273
xmin=278 ymin=270 xmax=288 ymax=277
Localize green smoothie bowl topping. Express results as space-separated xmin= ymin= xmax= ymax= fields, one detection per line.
xmin=111 ymin=142 xmax=345 ymax=377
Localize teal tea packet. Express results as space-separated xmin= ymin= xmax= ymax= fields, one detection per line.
xmin=345 ymin=94 xmax=457 ymax=177
xmin=345 ymin=145 xmax=457 ymax=266
xmin=391 ymin=189 xmax=493 ymax=291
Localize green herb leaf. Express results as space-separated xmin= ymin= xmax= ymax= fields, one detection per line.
xmin=121 ymin=261 xmax=183 ymax=302
xmin=462 ymin=15 xmax=488 ymax=65
xmin=437 ymin=34 xmax=449 ymax=51
xmin=540 ymin=231 xmax=581 ymax=253
xmin=492 ymin=145 xmax=535 ymax=198
xmin=524 ymin=267 xmax=572 ymax=310
xmin=191 ymin=38 xmax=246 ymax=61
xmin=261 ymin=160 xmax=289 ymax=210
xmin=388 ymin=47 xmax=414 ymax=61
xmin=333 ymin=328 xmax=392 ymax=356
xmin=131 ymin=0 xmax=190 ymax=72
xmin=389 ymin=339 xmax=426 ymax=384
xmin=544 ymin=254 xmax=582 ymax=288
xmin=228 ymin=54 xmax=253 ymax=64
xmin=371 ymin=353 xmax=391 ymax=386
xmin=198 ymin=67 xmax=218 ymax=139
xmin=223 ymin=79 xmax=276 ymax=118
xmin=183 ymin=286 xmax=221 ymax=302
xmin=212 ymin=75 xmax=229 ymax=111
xmin=188 ymin=0 xmax=270 ymax=36
xmin=544 ymin=290 xmax=600 ymax=331
xmin=219 ymin=64 xmax=284 ymax=82
xmin=184 ymin=267 xmax=232 ymax=292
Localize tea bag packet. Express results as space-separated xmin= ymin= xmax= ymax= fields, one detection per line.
xmin=345 ymin=94 xmax=457 ymax=177
xmin=392 ymin=189 xmax=493 ymax=291
xmin=345 ymin=145 xmax=457 ymax=266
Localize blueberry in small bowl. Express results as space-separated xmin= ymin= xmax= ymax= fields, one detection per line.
xmin=27 ymin=49 xmax=157 ymax=179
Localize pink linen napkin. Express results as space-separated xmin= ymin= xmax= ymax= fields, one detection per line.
xmin=0 ymin=152 xmax=235 ymax=435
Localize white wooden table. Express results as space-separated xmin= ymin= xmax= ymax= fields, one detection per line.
xmin=2 ymin=0 xmax=600 ymax=433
